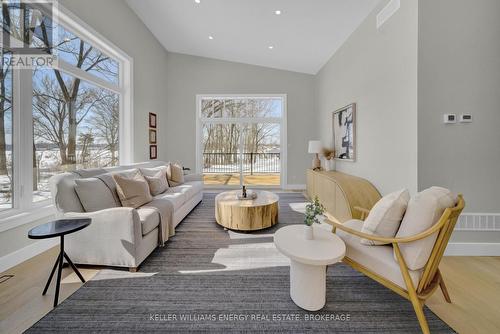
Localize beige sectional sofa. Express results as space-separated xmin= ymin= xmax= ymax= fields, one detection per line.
xmin=49 ymin=161 xmax=203 ymax=271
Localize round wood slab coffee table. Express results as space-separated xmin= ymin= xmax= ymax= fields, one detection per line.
xmin=215 ymin=190 xmax=279 ymax=231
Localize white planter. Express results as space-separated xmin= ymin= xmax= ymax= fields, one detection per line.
xmin=304 ymin=225 xmax=314 ymax=240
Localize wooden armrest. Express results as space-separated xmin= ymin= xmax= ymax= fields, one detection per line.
xmin=353 ymin=206 xmax=370 ymax=220
xmin=327 ymin=215 xmax=448 ymax=244
xmin=354 ymin=206 xmax=370 ymax=215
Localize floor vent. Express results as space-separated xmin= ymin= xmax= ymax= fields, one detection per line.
xmin=456 ymin=214 xmax=500 ymax=231
xmin=0 ymin=275 xmax=14 ymax=284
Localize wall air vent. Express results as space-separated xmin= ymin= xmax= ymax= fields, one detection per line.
xmin=376 ymin=0 xmax=401 ymax=29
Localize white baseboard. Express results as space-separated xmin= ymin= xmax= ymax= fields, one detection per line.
xmin=445 ymin=242 xmax=500 ymax=256
xmin=283 ymin=184 xmax=306 ymax=190
xmin=0 ymin=239 xmax=58 ymax=273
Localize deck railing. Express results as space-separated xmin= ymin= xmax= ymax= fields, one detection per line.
xmin=203 ymin=153 xmax=280 ymax=174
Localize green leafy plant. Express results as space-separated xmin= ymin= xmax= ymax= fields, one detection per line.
xmin=304 ymin=196 xmax=325 ymax=226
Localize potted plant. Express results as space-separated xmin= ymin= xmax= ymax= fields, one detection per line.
xmin=322 ymin=148 xmax=336 ymax=171
xmin=304 ymin=196 xmax=325 ymax=240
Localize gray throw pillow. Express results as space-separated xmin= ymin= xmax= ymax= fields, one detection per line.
xmin=74 ymin=178 xmax=119 ymax=212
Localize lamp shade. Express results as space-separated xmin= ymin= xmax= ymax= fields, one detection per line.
xmin=308 ymin=140 xmax=322 ymax=154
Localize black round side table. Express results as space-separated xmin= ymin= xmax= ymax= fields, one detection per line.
xmin=28 ymin=218 xmax=91 ymax=307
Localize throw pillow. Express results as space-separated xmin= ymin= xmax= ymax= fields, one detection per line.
xmin=360 ymin=189 xmax=410 ymax=245
xmin=74 ymin=178 xmax=119 ymax=212
xmin=140 ymin=166 xmax=169 ymax=195
xmin=112 ymin=169 xmax=153 ymax=208
xmin=395 ymin=187 xmax=457 ymax=270
xmin=167 ymin=162 xmax=185 ymax=186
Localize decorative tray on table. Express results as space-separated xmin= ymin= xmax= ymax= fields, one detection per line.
xmin=237 ymin=190 xmax=258 ymax=200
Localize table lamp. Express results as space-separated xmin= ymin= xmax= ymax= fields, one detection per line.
xmin=308 ymin=140 xmax=322 ymax=170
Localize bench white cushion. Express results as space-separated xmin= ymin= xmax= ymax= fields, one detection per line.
xmin=337 ymin=219 xmax=422 ymax=289
xmin=361 ymin=189 xmax=409 ymax=245
xmin=395 ymin=187 xmax=456 ymax=270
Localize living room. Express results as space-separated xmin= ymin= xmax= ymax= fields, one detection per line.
xmin=0 ymin=0 xmax=499 ymax=333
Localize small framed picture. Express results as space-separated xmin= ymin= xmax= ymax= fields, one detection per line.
xmin=149 ymin=145 xmax=157 ymax=159
xmin=149 ymin=112 xmax=157 ymax=128
xmin=149 ymin=129 xmax=157 ymax=144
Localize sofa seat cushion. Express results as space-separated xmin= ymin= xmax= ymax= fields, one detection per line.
xmin=154 ymin=190 xmax=186 ymax=210
xmin=337 ymin=219 xmax=422 ymax=290
xmin=137 ymin=207 xmax=160 ymax=236
xmin=171 ymin=181 xmax=203 ymax=201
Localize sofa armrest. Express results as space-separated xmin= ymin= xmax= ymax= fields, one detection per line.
xmin=62 ymin=207 xmax=143 ymax=267
xmin=184 ymin=173 xmax=203 ymax=182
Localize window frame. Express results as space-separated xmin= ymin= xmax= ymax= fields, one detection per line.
xmin=0 ymin=3 xmax=133 ymax=229
xmin=195 ymin=94 xmax=287 ymax=189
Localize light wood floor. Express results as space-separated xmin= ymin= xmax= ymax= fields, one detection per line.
xmin=0 ymin=248 xmax=499 ymax=334
xmin=0 ymin=247 xmax=99 ymax=334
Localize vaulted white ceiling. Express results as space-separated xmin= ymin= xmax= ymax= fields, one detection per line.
xmin=126 ymin=0 xmax=380 ymax=74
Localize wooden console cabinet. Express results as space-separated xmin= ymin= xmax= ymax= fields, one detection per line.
xmin=306 ymin=169 xmax=381 ymax=222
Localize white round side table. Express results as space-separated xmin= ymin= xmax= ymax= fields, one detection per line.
xmin=274 ymin=224 xmax=346 ymax=311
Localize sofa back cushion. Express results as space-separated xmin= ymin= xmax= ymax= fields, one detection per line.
xmin=113 ymin=169 xmax=153 ymax=208
xmin=74 ymin=178 xmax=119 ymax=212
xmin=140 ymin=166 xmax=169 ymax=195
xmin=167 ymin=162 xmax=185 ymax=186
xmin=49 ymin=173 xmax=84 ymax=213
xmin=361 ymin=189 xmax=409 ymax=245
xmin=395 ymin=187 xmax=457 ymax=270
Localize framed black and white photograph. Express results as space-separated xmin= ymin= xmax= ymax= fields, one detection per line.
xmin=149 ymin=112 xmax=157 ymax=128
xmin=332 ymin=103 xmax=356 ymax=161
xmin=149 ymin=129 xmax=157 ymax=144
xmin=149 ymin=145 xmax=157 ymax=159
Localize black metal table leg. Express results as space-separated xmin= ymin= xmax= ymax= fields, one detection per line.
xmin=63 ymin=252 xmax=85 ymax=283
xmin=53 ymin=235 xmax=65 ymax=307
xmin=28 ymin=218 xmax=91 ymax=309
xmin=42 ymin=252 xmax=61 ymax=296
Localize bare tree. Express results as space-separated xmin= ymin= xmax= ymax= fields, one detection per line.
xmin=90 ymin=93 xmax=119 ymax=166
xmin=33 ymin=73 xmax=107 ymax=166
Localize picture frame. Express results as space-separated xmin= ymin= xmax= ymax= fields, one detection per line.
xmin=149 ymin=129 xmax=157 ymax=144
xmin=332 ymin=103 xmax=356 ymax=161
xmin=149 ymin=112 xmax=157 ymax=128
xmin=149 ymin=145 xmax=157 ymax=159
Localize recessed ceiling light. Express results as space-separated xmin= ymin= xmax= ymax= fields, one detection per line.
xmin=274 ymin=10 xmax=281 ymax=15
xmin=208 ymin=36 xmax=214 ymax=40
xmin=268 ymin=45 xmax=274 ymax=50
xmin=195 ymin=0 xmax=201 ymax=3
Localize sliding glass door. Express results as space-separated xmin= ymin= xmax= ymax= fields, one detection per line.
xmin=197 ymin=96 xmax=285 ymax=188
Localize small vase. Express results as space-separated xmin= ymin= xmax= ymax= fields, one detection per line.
xmin=305 ymin=225 xmax=314 ymax=240
xmin=324 ymin=159 xmax=336 ymax=171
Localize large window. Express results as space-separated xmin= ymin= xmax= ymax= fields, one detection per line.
xmin=197 ymin=96 xmax=286 ymax=187
xmin=0 ymin=2 xmax=132 ymax=218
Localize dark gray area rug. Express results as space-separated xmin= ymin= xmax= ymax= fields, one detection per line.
xmin=28 ymin=192 xmax=454 ymax=333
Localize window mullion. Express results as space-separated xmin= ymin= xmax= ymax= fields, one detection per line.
xmin=18 ymin=69 xmax=34 ymax=209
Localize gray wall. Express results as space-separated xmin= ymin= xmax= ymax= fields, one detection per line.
xmin=418 ymin=0 xmax=500 ymax=212
xmin=164 ymin=52 xmax=316 ymax=186
xmin=315 ymin=0 xmax=419 ymax=195
xmin=0 ymin=0 xmax=170 ymax=258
